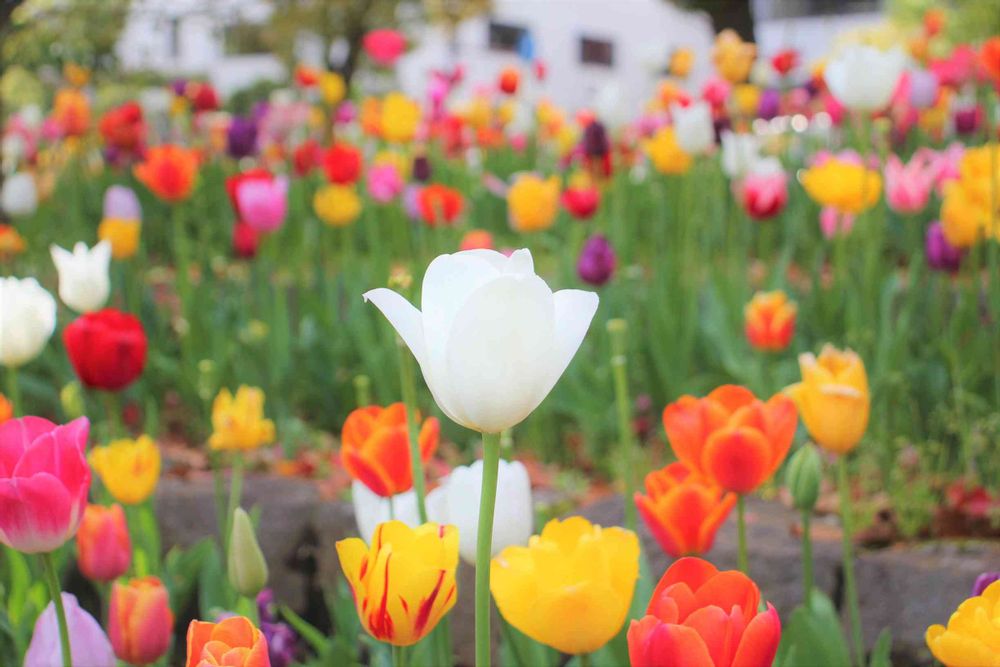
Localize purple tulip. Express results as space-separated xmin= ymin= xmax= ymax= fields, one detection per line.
xmin=413 ymin=154 xmax=432 ymax=183
xmin=258 ymin=589 xmax=299 ymax=667
xmin=583 ymin=121 xmax=609 ymax=158
xmin=335 ymin=100 xmax=357 ymax=125
xmin=925 ymin=221 xmax=965 ymax=273
xmin=103 ymin=185 xmax=142 ymax=220
xmin=954 ymin=106 xmax=981 ymax=136
xmin=24 ymin=593 xmax=115 ymax=667
xmin=972 ymin=572 xmax=999 ymax=596
xmin=170 ymin=79 xmax=188 ymax=96
xmin=908 ymin=69 xmax=939 ymax=109
xmin=577 ymin=233 xmax=616 ymax=286
xmin=227 ymin=116 xmax=259 ymax=159
xmin=757 ymin=89 xmax=781 ymax=120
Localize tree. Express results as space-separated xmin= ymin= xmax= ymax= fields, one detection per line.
xmin=673 ymin=0 xmax=755 ymax=42
xmin=422 ymin=0 xmax=492 ymax=55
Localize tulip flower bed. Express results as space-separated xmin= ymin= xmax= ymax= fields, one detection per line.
xmin=1 ymin=15 xmax=1000 ymax=667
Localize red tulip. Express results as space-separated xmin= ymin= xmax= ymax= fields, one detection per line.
xmin=99 ymin=101 xmax=146 ymax=153
xmin=363 ymin=29 xmax=407 ymax=67
xmin=628 ymin=557 xmax=781 ymax=667
xmin=293 ymin=139 xmax=323 ymax=176
xmin=322 ymin=142 xmax=363 ymax=184
xmin=770 ymin=49 xmax=799 ymax=76
xmin=499 ymin=67 xmax=520 ymax=95
xmin=562 ymin=186 xmax=601 ymax=220
xmin=190 ymin=83 xmax=220 ymax=112
xmin=233 ymin=221 xmax=260 ymax=259
xmin=76 ymin=503 xmax=131 ymax=582
xmin=63 ymin=309 xmax=147 ymax=391
xmin=109 ymin=576 xmax=174 ymax=665
xmin=0 ymin=417 xmax=91 ymax=553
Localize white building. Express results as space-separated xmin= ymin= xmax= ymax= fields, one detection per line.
xmin=116 ymin=0 xmax=884 ymax=109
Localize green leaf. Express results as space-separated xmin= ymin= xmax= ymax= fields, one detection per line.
xmin=278 ymin=603 xmax=328 ymax=654
xmin=774 ymin=593 xmax=851 ymax=667
xmin=869 ymin=628 xmax=892 ymax=667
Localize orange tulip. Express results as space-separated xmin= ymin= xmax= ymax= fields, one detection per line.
xmin=134 ymin=145 xmax=199 ymax=202
xmin=744 ymin=290 xmax=797 ymax=352
xmin=981 ymin=37 xmax=1000 ymax=84
xmin=186 ymin=616 xmax=269 ymax=667
xmin=52 ymin=88 xmax=90 ymax=137
xmin=628 ymin=557 xmax=781 ymax=667
xmin=109 ymin=576 xmax=174 ymax=665
xmin=498 ymin=67 xmax=520 ymax=95
xmin=341 ymin=403 xmax=439 ymax=497
xmin=662 ymin=385 xmax=797 ymax=494
xmin=0 ymin=393 xmax=11 ymax=424
xmin=635 ymin=462 xmax=736 ymax=558
xmin=76 ymin=503 xmax=131 ymax=582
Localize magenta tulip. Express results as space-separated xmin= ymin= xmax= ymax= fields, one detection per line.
xmin=0 ymin=417 xmax=91 ymax=553
xmin=236 ymin=176 xmax=288 ymax=232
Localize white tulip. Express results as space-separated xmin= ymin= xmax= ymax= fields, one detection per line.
xmin=824 ymin=46 xmax=907 ymax=112
xmin=672 ymin=101 xmax=715 ymax=155
xmin=1 ymin=172 xmax=38 ymax=218
xmin=50 ymin=241 xmax=112 ymax=313
xmin=720 ymin=131 xmax=762 ymax=178
xmin=364 ymin=249 xmax=598 ymax=433
xmin=427 ymin=458 xmax=533 ymax=564
xmin=0 ymin=277 xmax=57 ymax=368
xmin=351 ymin=480 xmax=422 ymax=543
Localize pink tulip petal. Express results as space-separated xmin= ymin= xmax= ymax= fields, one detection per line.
xmin=0 ymin=473 xmax=75 ymax=552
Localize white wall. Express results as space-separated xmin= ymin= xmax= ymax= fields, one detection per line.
xmin=755 ymin=11 xmax=884 ymax=71
xmin=397 ymin=0 xmax=715 ymax=115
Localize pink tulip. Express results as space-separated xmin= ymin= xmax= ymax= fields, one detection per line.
xmin=0 ymin=417 xmax=90 ymax=553
xmin=820 ymin=206 xmax=855 ymax=239
xmin=700 ymin=76 xmax=731 ymax=108
xmin=24 ymin=592 xmax=115 ymax=667
xmin=363 ymin=29 xmax=406 ymax=67
xmin=236 ymin=176 xmax=288 ymax=232
xmin=366 ymin=163 xmax=404 ymax=203
xmin=917 ymin=143 xmax=964 ymax=196
xmin=741 ymin=169 xmax=788 ymax=220
xmin=884 ymin=154 xmax=935 ymax=214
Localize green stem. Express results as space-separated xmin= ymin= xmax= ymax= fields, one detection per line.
xmin=392 ymin=644 xmax=408 ymax=667
xmin=172 ymin=203 xmax=193 ymax=365
xmin=736 ymin=495 xmax=749 ymax=575
xmin=498 ymin=613 xmax=527 ymax=667
xmin=398 ymin=340 xmax=427 ymax=523
xmin=475 ymin=431 xmax=502 ymax=667
xmin=102 ymin=391 xmax=121 ymax=440
xmin=607 ymin=319 xmax=638 ymax=533
xmin=223 ymin=454 xmax=245 ymax=558
xmin=579 ymin=652 xmax=591 ymax=667
xmin=210 ymin=451 xmax=227 ymax=555
xmin=838 ymin=456 xmax=864 ymax=667
xmin=353 ymin=374 xmax=371 ymax=407
xmin=5 ymin=366 xmax=21 ymax=417
xmin=801 ymin=510 xmax=814 ymax=608
xmin=41 ymin=552 xmax=72 ymax=667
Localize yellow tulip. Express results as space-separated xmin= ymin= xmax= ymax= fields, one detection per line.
xmin=89 ymin=436 xmax=161 ymax=505
xmin=380 ymin=93 xmax=421 ymax=144
xmin=940 ymin=144 xmax=1000 ymax=248
xmin=319 ymin=72 xmax=346 ymax=106
xmin=785 ymin=345 xmax=870 ymax=455
xmin=644 ymin=126 xmax=692 ymax=175
xmin=336 ymin=521 xmax=458 ymax=646
xmin=314 ymin=184 xmax=362 ymax=227
xmin=712 ymin=29 xmax=756 ymax=84
xmin=97 ymin=218 xmax=141 ymax=260
xmin=209 ymin=386 xmax=275 ymax=451
xmin=669 ymin=47 xmax=695 ymax=78
xmin=801 ymin=158 xmax=882 ymax=214
xmin=63 ymin=63 xmax=91 ymax=88
xmin=925 ymin=580 xmax=1000 ymax=667
xmin=508 ymin=174 xmax=561 ymax=233
xmin=732 ymin=83 xmax=761 ymax=117
xmin=491 ymin=516 xmax=639 ymax=655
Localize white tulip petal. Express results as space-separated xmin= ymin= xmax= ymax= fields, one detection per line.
xmin=535 ymin=289 xmax=600 ymax=402
xmin=457 ymin=248 xmax=511 ymax=272
xmin=444 ymin=273 xmax=555 ymax=433
xmin=362 ymin=288 xmax=427 ymax=364
xmin=502 ymin=248 xmax=535 ymax=275
xmin=350 ymin=480 xmax=421 ymax=544
xmin=446 ymin=459 xmax=534 ymax=563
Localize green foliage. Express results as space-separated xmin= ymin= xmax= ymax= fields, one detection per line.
xmin=774 ymin=592 xmax=852 ymax=667
xmin=228 ymin=79 xmax=285 ymax=116
xmin=888 ymin=0 xmax=1000 ymax=43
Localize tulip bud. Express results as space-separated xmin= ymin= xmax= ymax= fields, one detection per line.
xmin=109 ymin=577 xmax=173 ymax=665
xmin=76 ymin=504 xmax=131 ymax=582
xmin=60 ymin=381 xmax=86 ymax=419
xmin=228 ymin=507 xmax=268 ymax=597
xmin=785 ymin=444 xmax=822 ymax=511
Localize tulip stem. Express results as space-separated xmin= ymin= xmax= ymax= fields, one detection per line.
xmin=398 ymin=341 xmax=428 ymax=523
xmin=838 ymin=456 xmax=864 ymax=667
xmin=223 ymin=454 xmax=245 ymax=560
xmin=475 ymin=431 xmax=502 ymax=667
xmin=353 ymin=374 xmax=371 ymax=407
xmin=392 ymin=644 xmax=408 ymax=667
xmin=40 ymin=552 xmax=72 ymax=667
xmin=5 ymin=366 xmax=21 ymax=417
xmin=607 ymin=319 xmax=638 ymax=534
xmin=736 ymin=495 xmax=749 ymax=575
xmin=102 ymin=391 xmax=121 ymax=439
xmin=579 ymin=653 xmax=591 ymax=667
xmin=800 ymin=509 xmax=813 ymax=608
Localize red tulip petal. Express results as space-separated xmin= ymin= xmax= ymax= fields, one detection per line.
xmin=702 ymin=427 xmax=771 ymax=494
xmin=692 ymin=571 xmax=760 ymax=621
xmin=732 ymin=604 xmax=782 ymax=667
xmin=684 ymin=605 xmax=738 ymax=667
xmin=642 ymin=622 xmax=718 ymax=667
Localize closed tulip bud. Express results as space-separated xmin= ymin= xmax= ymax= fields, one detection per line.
xmin=785 ymin=444 xmax=822 ymax=511
xmin=785 ymin=345 xmax=870 ymax=455
xmin=77 ymin=504 xmax=131 ymax=582
xmin=228 ymin=508 xmax=268 ymax=597
xmin=365 ymin=249 xmax=598 ymax=433
xmin=98 ymin=218 xmax=142 ymax=260
xmin=103 ymin=185 xmax=142 ymax=221
xmin=0 ymin=277 xmax=56 ymax=368
xmin=412 ymin=154 xmax=432 ymax=182
xmin=51 ymin=241 xmax=112 ymax=313
xmin=109 ymin=577 xmax=174 ymax=665
xmin=1 ymin=171 xmax=38 ymax=217
xmin=427 ymin=458 xmax=533 ymax=564
xmin=577 ymin=233 xmax=616 ymax=286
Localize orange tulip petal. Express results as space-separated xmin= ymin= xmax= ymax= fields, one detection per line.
xmin=342 ymin=449 xmax=394 ymax=497
xmin=692 ymin=570 xmax=760 ymax=621
xmin=662 ymin=397 xmax=710 ymax=472
xmin=707 ymin=385 xmax=757 ymax=414
xmin=732 ymin=604 xmax=782 ymax=667
xmin=684 ymin=605 xmax=738 ymax=667
xmin=702 ymin=427 xmax=772 ymax=494
xmin=645 ymin=622 xmax=718 ymax=667
xmin=418 ymin=416 xmax=440 ymax=461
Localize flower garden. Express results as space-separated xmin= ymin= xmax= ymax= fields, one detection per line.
xmin=0 ymin=5 xmax=999 ymax=667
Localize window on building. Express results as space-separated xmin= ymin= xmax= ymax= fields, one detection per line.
xmin=580 ymin=37 xmax=614 ymax=67
xmin=223 ymin=23 xmax=269 ymax=56
xmin=169 ymin=18 xmax=181 ymax=59
xmin=488 ymin=20 xmax=527 ymax=52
